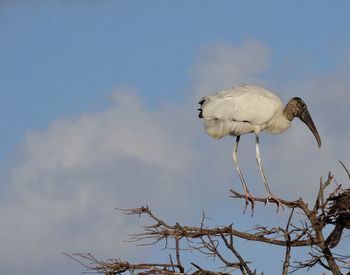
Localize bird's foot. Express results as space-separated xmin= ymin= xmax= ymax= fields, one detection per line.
xmin=243 ymin=192 xmax=255 ymax=216
xmin=265 ymin=194 xmax=284 ymax=212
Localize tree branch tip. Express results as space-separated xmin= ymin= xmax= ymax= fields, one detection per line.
xmin=339 ymin=160 xmax=350 ymax=180
xmin=70 ymin=169 xmax=349 ymax=274
xmin=191 ymin=262 xmax=202 ymax=270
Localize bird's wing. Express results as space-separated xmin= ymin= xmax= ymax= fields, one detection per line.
xmin=201 ymin=87 xmax=282 ymax=125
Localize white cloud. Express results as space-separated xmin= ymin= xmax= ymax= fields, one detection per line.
xmin=190 ymin=40 xmax=270 ymax=99
xmin=261 ymin=62 xmax=350 ymax=199
xmin=0 ymin=41 xmax=349 ymax=275
xmin=0 ymin=89 xmax=201 ymax=274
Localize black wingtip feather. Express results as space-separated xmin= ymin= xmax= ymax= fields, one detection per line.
xmin=198 ymin=110 xmax=203 ymax=118
xmin=198 ymin=99 xmax=205 ymax=118
xmin=198 ymin=98 xmax=205 ymax=105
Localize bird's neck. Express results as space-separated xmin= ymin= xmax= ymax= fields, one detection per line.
xmin=283 ymin=101 xmax=296 ymax=121
xmin=267 ymin=100 xmax=295 ymax=134
xmin=267 ymin=111 xmax=291 ymax=134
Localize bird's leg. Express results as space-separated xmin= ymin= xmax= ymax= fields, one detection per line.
xmin=232 ymin=136 xmax=254 ymax=212
xmin=255 ymin=133 xmax=284 ymax=211
xmin=254 ymin=133 xmax=272 ymax=195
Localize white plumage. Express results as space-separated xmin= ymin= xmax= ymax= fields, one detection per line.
xmin=198 ymin=84 xmax=321 ymax=207
xmin=200 ymin=85 xmax=290 ymax=138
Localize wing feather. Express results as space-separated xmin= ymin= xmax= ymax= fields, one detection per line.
xmin=200 ymin=85 xmax=282 ymax=125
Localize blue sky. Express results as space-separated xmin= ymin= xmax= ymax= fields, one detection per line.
xmin=1 ymin=1 xmax=349 ymax=158
xmin=0 ymin=1 xmax=350 ymax=275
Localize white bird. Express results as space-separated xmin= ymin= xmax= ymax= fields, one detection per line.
xmin=198 ymin=84 xmax=321 ymax=206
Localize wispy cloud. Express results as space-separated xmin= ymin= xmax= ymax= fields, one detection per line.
xmin=0 ymin=89 xmax=199 ymax=274
xmin=0 ymin=41 xmax=349 ymax=275
xmin=262 ymin=57 xmax=350 ymax=199
xmin=190 ymin=40 xmax=270 ymax=99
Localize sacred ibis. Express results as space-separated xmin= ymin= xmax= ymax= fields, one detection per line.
xmin=198 ymin=84 xmax=321 ymax=206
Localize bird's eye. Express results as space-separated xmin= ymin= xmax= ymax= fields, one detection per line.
xmin=296 ymin=100 xmax=306 ymax=112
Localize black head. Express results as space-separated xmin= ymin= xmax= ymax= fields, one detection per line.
xmin=290 ymin=97 xmax=307 ymax=118
xmin=287 ymin=97 xmax=321 ymax=148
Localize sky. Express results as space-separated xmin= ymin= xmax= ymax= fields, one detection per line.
xmin=0 ymin=1 xmax=350 ymax=274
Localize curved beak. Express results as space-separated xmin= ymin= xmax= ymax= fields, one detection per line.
xmin=300 ymin=110 xmax=321 ymax=148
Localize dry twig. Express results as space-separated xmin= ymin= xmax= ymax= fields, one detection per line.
xmin=67 ymin=169 xmax=350 ymax=275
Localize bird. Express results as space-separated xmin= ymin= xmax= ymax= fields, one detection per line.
xmin=325 ymin=189 xmax=350 ymax=248
xmin=198 ymin=84 xmax=321 ymax=207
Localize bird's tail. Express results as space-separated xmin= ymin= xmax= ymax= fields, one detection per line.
xmin=326 ymin=222 xmax=344 ymax=248
xmin=198 ymin=98 xmax=205 ymax=118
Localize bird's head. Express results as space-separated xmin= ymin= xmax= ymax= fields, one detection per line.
xmin=285 ymin=97 xmax=321 ymax=148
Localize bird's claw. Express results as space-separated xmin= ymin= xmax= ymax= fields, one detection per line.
xmin=265 ymin=195 xmax=284 ymax=212
xmin=243 ymin=192 xmax=255 ymax=216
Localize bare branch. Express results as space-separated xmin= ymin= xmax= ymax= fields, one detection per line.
xmin=175 ymin=237 xmax=184 ymax=273
xmin=68 ymin=168 xmax=349 ymax=275
xmin=220 ymin=231 xmax=254 ymax=275
xmin=339 ymin=160 xmax=350 ymax=180
xmin=282 ymin=208 xmax=294 ymax=275
xmin=63 ymin=253 xmax=182 ymax=275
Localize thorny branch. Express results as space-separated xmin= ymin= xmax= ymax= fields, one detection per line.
xmin=231 ymin=171 xmax=349 ymax=274
xmin=281 ymin=208 xmax=294 ymax=275
xmin=67 ymin=165 xmax=350 ymax=275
